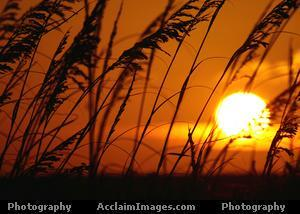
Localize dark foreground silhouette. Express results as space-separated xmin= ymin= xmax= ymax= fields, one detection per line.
xmin=1 ymin=175 xmax=300 ymax=200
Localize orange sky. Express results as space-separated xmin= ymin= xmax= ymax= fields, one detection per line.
xmin=1 ymin=0 xmax=300 ymax=175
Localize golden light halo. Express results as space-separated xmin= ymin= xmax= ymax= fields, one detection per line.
xmin=216 ymin=93 xmax=270 ymax=137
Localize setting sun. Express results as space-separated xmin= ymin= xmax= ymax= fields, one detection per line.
xmin=216 ymin=93 xmax=270 ymax=137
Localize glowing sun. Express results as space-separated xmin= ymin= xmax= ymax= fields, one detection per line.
xmin=216 ymin=93 xmax=270 ymax=136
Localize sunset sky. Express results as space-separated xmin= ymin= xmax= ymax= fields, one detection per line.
xmin=1 ymin=0 xmax=300 ymax=175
